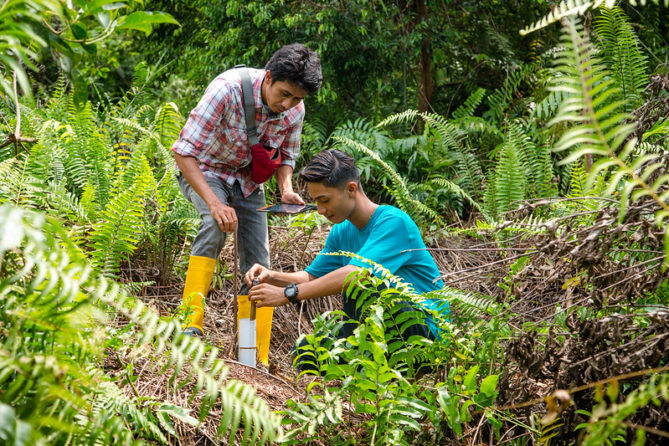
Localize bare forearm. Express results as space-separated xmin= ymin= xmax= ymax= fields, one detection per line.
xmin=249 ymin=265 xmax=364 ymax=308
xmin=174 ymin=153 xmax=219 ymax=208
xmin=175 ymin=152 xmax=237 ymax=232
xmin=267 ymin=270 xmax=311 ymax=287
xmin=275 ymin=165 xmax=294 ymax=195
xmin=295 ymin=265 xmax=361 ymax=302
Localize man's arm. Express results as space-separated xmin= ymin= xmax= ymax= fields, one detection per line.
xmin=174 ymin=153 xmax=238 ymax=232
xmin=275 ymin=165 xmax=304 ymax=205
xmin=245 ymin=264 xmax=311 ymax=287
xmin=248 ymin=264 xmax=361 ymax=307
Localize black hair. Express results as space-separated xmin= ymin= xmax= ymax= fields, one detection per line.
xmin=299 ymin=149 xmax=360 ymax=188
xmin=265 ymin=43 xmax=322 ymax=94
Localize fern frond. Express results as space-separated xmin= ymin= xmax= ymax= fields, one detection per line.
xmin=425 ymin=287 xmax=499 ymax=320
xmin=0 ymin=205 xmax=284 ymax=444
xmin=531 ymin=89 xmax=569 ymax=121
xmin=452 ymin=88 xmax=487 ymax=120
xmin=110 ymin=115 xmax=175 ymax=173
xmin=430 ymin=178 xmax=490 ymax=221
xmin=485 ymin=64 xmax=539 ymax=124
xmin=333 ymin=136 xmax=442 ymax=225
xmin=377 ymin=109 xmax=420 ymax=128
xmin=491 ymin=142 xmax=527 ymax=218
xmin=454 ymin=116 xmax=505 ymax=141
xmin=155 ymin=102 xmax=184 ymax=149
xmin=301 ymin=118 xmax=329 ymax=157
xmin=89 ymin=160 xmax=153 ymax=276
xmin=520 ymin=0 xmax=668 ymax=36
xmin=418 ymin=112 xmax=485 ymax=199
xmin=548 ymin=18 xmax=669 ymax=263
xmin=567 ymin=159 xmax=589 ymax=197
xmin=474 ymin=212 xmax=549 ymax=236
xmin=521 ymin=0 xmax=615 ymax=36
xmin=593 ymin=7 xmax=648 ymax=109
xmin=0 ymin=156 xmax=44 ymax=209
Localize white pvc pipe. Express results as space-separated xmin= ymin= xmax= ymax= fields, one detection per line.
xmin=238 ymin=318 xmax=256 ymax=367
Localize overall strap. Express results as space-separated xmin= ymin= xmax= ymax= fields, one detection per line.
xmin=235 ymin=65 xmax=260 ymax=146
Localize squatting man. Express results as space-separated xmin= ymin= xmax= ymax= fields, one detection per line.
xmin=244 ymin=149 xmax=449 ymax=370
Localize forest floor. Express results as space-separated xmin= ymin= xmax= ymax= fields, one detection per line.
xmin=108 ymin=203 xmax=669 ymax=444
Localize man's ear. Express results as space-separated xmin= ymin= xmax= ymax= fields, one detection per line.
xmin=346 ymin=181 xmax=358 ymax=196
xmin=265 ymin=70 xmax=274 ymax=85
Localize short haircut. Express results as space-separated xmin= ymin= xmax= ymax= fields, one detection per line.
xmin=300 ymin=149 xmax=360 ymax=188
xmin=265 ymin=43 xmax=322 ymax=94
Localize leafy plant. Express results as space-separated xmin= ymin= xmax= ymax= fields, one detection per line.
xmin=0 ymin=204 xmax=282 ymax=444
xmin=521 ymin=0 xmax=669 ymax=36
xmin=548 ymin=17 xmax=669 ymax=265
xmin=0 ymin=0 xmax=179 ymax=101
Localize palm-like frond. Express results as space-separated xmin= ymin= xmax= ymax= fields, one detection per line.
xmin=333 ymin=136 xmax=442 ymax=225
xmin=520 ymin=0 xmax=668 ymax=36
xmin=549 ymin=17 xmax=669 ymax=264
xmin=452 ymin=88 xmax=487 ymax=120
xmin=0 ymin=205 xmax=283 ymax=445
xmin=593 ymin=7 xmax=648 ymax=109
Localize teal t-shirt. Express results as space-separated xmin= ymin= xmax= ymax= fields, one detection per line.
xmin=306 ymin=205 xmax=448 ymax=334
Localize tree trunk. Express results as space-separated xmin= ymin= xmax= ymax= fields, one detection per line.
xmin=416 ymin=0 xmax=432 ymax=114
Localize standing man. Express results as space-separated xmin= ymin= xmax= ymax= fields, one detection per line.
xmin=172 ymin=43 xmax=322 ymax=352
xmin=244 ymin=150 xmax=448 ymax=370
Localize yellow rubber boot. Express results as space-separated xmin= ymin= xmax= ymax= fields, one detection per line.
xmin=182 ymin=256 xmax=216 ymax=333
xmin=237 ymin=294 xmax=274 ymax=366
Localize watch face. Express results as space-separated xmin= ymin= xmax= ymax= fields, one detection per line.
xmin=285 ymin=284 xmax=297 ymax=298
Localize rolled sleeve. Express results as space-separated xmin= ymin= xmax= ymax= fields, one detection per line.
xmin=279 ymin=112 xmax=303 ymax=169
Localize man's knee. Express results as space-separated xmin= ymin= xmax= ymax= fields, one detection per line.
xmin=191 ymin=215 xmax=227 ymax=258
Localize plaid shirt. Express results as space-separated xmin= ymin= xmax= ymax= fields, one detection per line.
xmin=172 ymin=68 xmax=304 ymax=197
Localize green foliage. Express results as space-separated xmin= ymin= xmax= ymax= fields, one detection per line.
xmin=281 ymin=256 xmax=511 ymax=444
xmin=89 ymin=158 xmax=152 ymax=276
xmin=576 ymin=373 xmax=669 ymax=445
xmin=488 ymin=141 xmax=527 ymax=217
xmin=452 ymin=88 xmax=487 ymax=120
xmin=0 ymin=205 xmax=282 ymax=444
xmin=333 ymin=135 xmax=443 ymax=227
xmin=593 ymin=7 xmax=649 ymax=109
xmin=485 ymin=64 xmax=541 ymax=124
xmin=0 ymin=0 xmax=179 ymax=101
xmin=520 ymin=0 xmax=669 ymax=36
xmin=1 ymin=83 xmax=193 ymax=277
xmin=549 ymin=17 xmax=669 ymax=265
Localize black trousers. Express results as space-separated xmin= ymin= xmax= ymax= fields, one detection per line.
xmin=294 ymin=286 xmax=435 ymax=374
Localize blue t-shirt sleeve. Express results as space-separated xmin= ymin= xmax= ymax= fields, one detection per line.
xmin=305 ymin=226 xmax=345 ymax=278
xmin=348 ymin=212 xmax=414 ymax=274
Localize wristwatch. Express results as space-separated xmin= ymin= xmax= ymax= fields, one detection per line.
xmin=284 ymin=283 xmax=300 ymax=306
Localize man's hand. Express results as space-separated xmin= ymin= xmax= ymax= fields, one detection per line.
xmin=249 ymin=283 xmax=288 ymax=308
xmin=281 ymin=191 xmax=305 ymax=205
xmin=210 ymin=200 xmax=237 ymax=233
xmin=244 ymin=263 xmax=272 ymax=286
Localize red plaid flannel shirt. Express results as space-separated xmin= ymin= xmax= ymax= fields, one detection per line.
xmin=171 ymin=68 xmax=304 ymax=197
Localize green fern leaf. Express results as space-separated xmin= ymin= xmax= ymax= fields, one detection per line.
xmin=593 ymin=7 xmax=648 ymax=109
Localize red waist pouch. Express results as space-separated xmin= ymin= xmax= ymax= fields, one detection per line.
xmin=250 ymin=144 xmax=282 ymax=184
